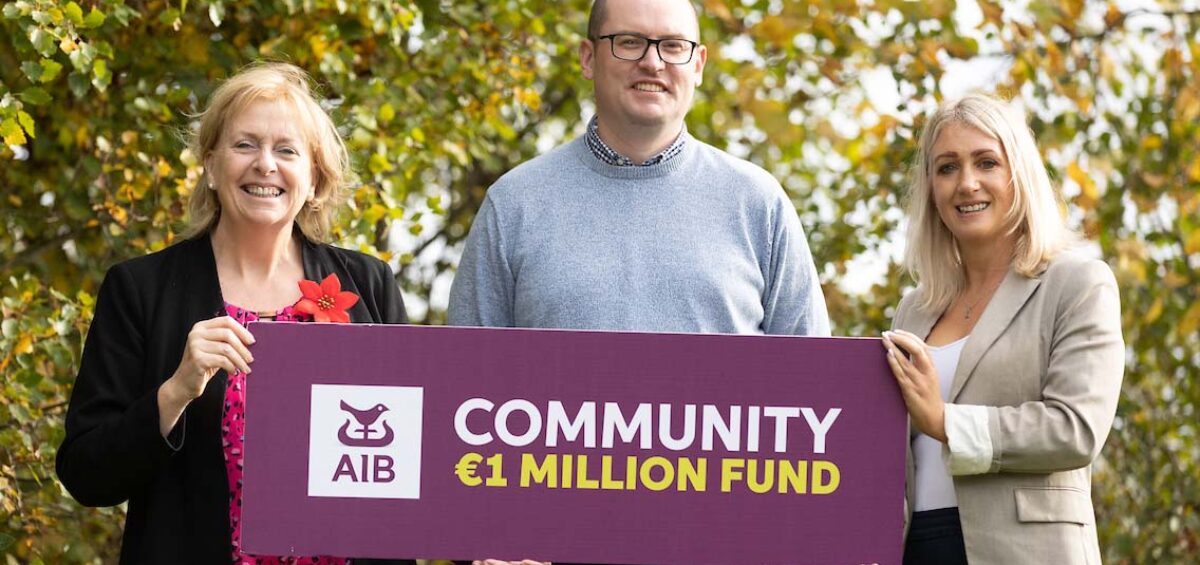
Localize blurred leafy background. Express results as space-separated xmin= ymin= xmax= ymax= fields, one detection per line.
xmin=1 ymin=0 xmax=1197 ymax=562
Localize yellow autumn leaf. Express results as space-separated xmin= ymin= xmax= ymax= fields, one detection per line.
xmin=1144 ymin=297 xmax=1164 ymax=324
xmin=1181 ymin=193 xmax=1200 ymax=217
xmin=14 ymin=334 xmax=34 ymax=356
xmin=1045 ymin=43 xmax=1065 ymax=75
xmin=367 ymin=153 xmax=393 ymax=175
xmin=1104 ymin=3 xmax=1123 ymax=27
xmin=755 ymin=16 xmax=792 ymax=48
xmin=1163 ymin=48 xmax=1183 ymax=79
xmin=1 ymin=118 xmax=26 ymax=145
xmin=310 ymin=34 xmax=329 ymax=59
xmin=109 ymin=205 xmax=128 ymax=225
xmin=363 ymin=204 xmax=388 ymax=225
xmin=1179 ymin=302 xmax=1200 ymax=339
xmin=1067 ymin=162 xmax=1098 ymax=203
xmin=1185 ymin=228 xmax=1200 ymax=256
xmin=1176 ymin=87 xmax=1200 ymax=123
xmin=518 ymin=88 xmax=542 ymax=112
xmin=1060 ymin=0 xmax=1084 ymax=20
xmin=379 ymin=103 xmax=395 ymax=125
xmin=156 ymin=158 xmax=173 ymax=177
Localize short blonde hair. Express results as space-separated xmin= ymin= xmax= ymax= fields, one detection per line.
xmin=183 ymin=62 xmax=349 ymax=242
xmin=905 ymin=93 xmax=1078 ymax=312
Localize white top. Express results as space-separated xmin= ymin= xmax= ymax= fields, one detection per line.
xmin=913 ymin=335 xmax=968 ymax=511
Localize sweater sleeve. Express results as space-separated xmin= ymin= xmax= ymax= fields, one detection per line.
xmin=56 ymin=263 xmax=180 ymax=507
xmin=760 ymin=195 xmax=831 ymax=337
xmin=448 ymin=195 xmax=515 ymax=327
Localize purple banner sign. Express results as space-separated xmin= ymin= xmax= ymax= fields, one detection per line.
xmin=242 ymin=323 xmax=905 ymax=565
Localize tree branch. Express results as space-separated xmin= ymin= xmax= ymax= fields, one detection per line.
xmin=395 ymin=84 xmax=576 ymax=277
xmin=0 ymin=226 xmax=93 ymax=276
xmin=0 ymin=37 xmax=26 ymax=90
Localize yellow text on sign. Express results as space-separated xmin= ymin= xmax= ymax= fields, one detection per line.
xmin=455 ymin=453 xmax=840 ymax=495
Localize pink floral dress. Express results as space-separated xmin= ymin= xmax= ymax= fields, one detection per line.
xmin=222 ymin=302 xmax=349 ymax=565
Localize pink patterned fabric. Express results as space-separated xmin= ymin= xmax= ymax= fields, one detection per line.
xmin=221 ymin=302 xmax=348 ymax=565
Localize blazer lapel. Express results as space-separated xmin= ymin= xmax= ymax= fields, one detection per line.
xmin=177 ymin=233 xmax=225 ymax=319
xmin=300 ymin=235 xmax=326 ymax=285
xmin=949 ymin=269 xmax=1041 ymax=401
xmin=169 ymin=234 xmax=227 ymax=396
xmin=903 ymin=296 xmax=940 ymax=342
xmin=299 ymin=236 xmax=373 ymax=323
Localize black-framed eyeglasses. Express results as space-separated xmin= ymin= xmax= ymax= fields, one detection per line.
xmin=595 ymin=34 xmax=699 ymax=65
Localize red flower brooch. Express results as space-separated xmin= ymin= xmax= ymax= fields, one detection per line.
xmin=296 ymin=274 xmax=359 ymax=323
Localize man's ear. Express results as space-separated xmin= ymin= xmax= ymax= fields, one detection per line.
xmin=581 ymin=38 xmax=596 ymax=80
xmin=693 ymin=43 xmax=708 ymax=86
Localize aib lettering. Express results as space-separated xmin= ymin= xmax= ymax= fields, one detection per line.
xmin=332 ymin=453 xmax=396 ymax=483
xmin=333 ymin=400 xmax=396 ymax=483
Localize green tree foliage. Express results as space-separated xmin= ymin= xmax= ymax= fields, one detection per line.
xmin=1 ymin=0 xmax=1196 ymax=562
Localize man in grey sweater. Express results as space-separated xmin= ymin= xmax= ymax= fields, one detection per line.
xmin=450 ymin=3 xmax=830 ymax=563
xmin=449 ymin=0 xmax=829 ymax=339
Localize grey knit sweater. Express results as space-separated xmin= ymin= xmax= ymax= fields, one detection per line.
xmin=448 ymin=132 xmax=831 ymax=336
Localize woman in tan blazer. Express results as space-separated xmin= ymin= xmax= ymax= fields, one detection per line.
xmin=881 ymin=94 xmax=1124 ymax=565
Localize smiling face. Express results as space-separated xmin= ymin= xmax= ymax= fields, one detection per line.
xmin=928 ymin=122 xmax=1017 ymax=247
xmin=204 ymin=98 xmax=315 ymax=232
xmin=581 ymin=0 xmax=706 ymax=137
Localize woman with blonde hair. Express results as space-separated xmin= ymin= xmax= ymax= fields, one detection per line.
xmin=881 ymin=93 xmax=1123 ymax=564
xmin=57 ymin=62 xmax=411 ymax=564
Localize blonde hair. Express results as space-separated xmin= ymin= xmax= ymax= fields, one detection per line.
xmin=183 ymin=62 xmax=349 ymax=242
xmin=904 ymin=93 xmax=1078 ymax=312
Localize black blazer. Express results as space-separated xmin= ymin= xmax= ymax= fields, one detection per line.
xmin=56 ymin=233 xmax=412 ymax=564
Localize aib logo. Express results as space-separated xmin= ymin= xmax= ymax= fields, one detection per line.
xmin=332 ymin=400 xmax=397 ymax=484
xmin=338 ymin=401 xmax=395 ymax=447
xmin=309 ymin=384 xmax=423 ymax=500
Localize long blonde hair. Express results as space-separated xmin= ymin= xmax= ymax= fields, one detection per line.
xmin=905 ymin=93 xmax=1078 ymax=312
xmin=183 ymin=62 xmax=349 ymax=242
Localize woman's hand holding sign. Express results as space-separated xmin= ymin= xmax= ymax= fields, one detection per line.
xmin=157 ymin=316 xmax=256 ymax=436
xmin=882 ymin=330 xmax=947 ymax=443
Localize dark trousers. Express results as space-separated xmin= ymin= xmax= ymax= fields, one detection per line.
xmin=903 ymin=507 xmax=968 ymax=565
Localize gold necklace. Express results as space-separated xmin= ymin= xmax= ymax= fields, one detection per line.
xmin=961 ymin=275 xmax=1005 ymax=320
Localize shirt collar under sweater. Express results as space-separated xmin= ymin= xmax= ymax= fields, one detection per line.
xmin=573 ymin=129 xmax=698 ymax=181
xmin=585 ymin=115 xmax=688 ymax=167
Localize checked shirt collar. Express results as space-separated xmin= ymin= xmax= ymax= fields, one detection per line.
xmin=584 ymin=115 xmax=687 ymax=167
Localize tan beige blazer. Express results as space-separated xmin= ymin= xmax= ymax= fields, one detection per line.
xmin=894 ymin=251 xmax=1124 ymax=565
